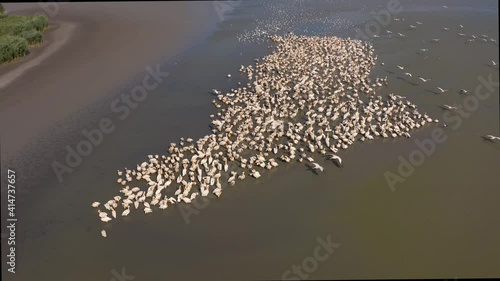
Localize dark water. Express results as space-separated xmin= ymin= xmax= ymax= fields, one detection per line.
xmin=1 ymin=1 xmax=499 ymax=280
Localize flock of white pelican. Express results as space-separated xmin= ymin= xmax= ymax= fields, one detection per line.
xmin=92 ymin=4 xmax=499 ymax=238
xmin=92 ymin=32 xmax=446 ymax=237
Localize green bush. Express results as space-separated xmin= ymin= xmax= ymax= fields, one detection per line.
xmin=0 ymin=14 xmax=49 ymax=64
xmin=0 ymin=15 xmax=48 ymax=36
xmin=30 ymin=15 xmax=49 ymax=31
xmin=0 ymin=4 xmax=5 ymax=15
xmin=0 ymin=35 xmax=29 ymax=63
xmin=0 ymin=16 xmax=34 ymax=36
xmin=19 ymin=30 xmax=42 ymax=44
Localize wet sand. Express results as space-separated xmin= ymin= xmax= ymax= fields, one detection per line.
xmin=1 ymin=1 xmax=499 ymax=280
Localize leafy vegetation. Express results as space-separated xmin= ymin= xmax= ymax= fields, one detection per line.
xmin=19 ymin=30 xmax=43 ymax=45
xmin=0 ymin=13 xmax=49 ymax=64
xmin=0 ymin=35 xmax=29 ymax=64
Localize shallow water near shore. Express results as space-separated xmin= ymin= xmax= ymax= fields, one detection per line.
xmin=1 ymin=1 xmax=499 ymax=280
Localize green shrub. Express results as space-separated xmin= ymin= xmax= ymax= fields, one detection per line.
xmin=0 ymin=16 xmax=34 ymax=36
xmin=0 ymin=14 xmax=49 ymax=64
xmin=19 ymin=30 xmax=42 ymax=44
xmin=0 ymin=4 xmax=5 ymax=15
xmin=30 ymin=15 xmax=49 ymax=31
xmin=0 ymin=15 xmax=48 ymax=36
xmin=0 ymin=35 xmax=29 ymax=63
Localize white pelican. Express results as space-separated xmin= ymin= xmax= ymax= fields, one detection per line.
xmin=436 ymin=87 xmax=448 ymax=93
xmin=98 ymin=210 xmax=108 ymax=218
xmin=440 ymin=105 xmax=458 ymax=111
xmin=250 ymin=170 xmax=261 ymax=178
xmin=418 ymin=76 xmax=430 ymax=82
xmin=311 ymin=163 xmax=324 ymax=172
xmin=122 ymin=208 xmax=130 ymax=217
xmin=91 ymin=202 xmax=100 ymax=208
xmin=327 ymin=154 xmax=343 ymax=167
xmin=101 ymin=217 xmax=112 ymax=223
xmin=213 ymin=187 xmax=222 ymax=197
xmin=101 ymin=230 xmax=107 ymax=238
xmin=481 ymin=135 xmax=500 ymax=142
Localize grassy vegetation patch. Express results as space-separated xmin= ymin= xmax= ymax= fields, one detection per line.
xmin=19 ymin=30 xmax=43 ymax=45
xmin=0 ymin=15 xmax=49 ymax=36
xmin=30 ymin=15 xmax=49 ymax=31
xmin=0 ymin=11 xmax=49 ymax=64
xmin=0 ymin=35 xmax=29 ymax=64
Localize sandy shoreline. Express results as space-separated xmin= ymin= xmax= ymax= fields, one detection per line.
xmin=0 ymin=22 xmax=76 ymax=89
xmin=0 ymin=2 xmax=220 ymax=163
